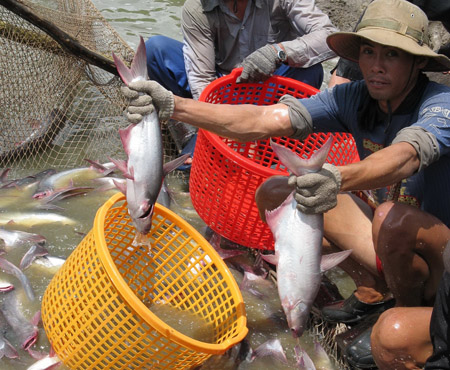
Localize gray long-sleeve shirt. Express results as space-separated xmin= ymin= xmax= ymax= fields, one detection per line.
xmin=182 ymin=0 xmax=338 ymax=99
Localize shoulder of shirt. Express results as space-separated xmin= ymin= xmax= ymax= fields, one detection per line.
xmin=183 ymin=0 xmax=208 ymax=13
xmin=198 ymin=0 xmax=220 ymax=12
xmin=330 ymin=79 xmax=368 ymax=96
xmin=422 ymin=80 xmax=450 ymax=95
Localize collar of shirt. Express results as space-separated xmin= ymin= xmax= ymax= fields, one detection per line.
xmin=200 ymin=0 xmax=264 ymax=13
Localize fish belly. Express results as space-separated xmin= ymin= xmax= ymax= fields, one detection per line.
xmin=272 ymin=199 xmax=324 ymax=328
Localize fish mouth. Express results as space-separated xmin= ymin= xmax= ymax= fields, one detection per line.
xmin=138 ymin=204 xmax=154 ymax=220
xmin=290 ymin=326 xmax=304 ymax=338
xmin=23 ymin=334 xmax=37 ymax=350
xmin=133 ymin=204 xmax=154 ymax=235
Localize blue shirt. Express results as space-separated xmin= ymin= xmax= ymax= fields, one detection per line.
xmin=300 ymin=79 xmax=450 ymax=226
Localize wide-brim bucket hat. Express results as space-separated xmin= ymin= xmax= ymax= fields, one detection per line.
xmin=326 ymin=0 xmax=450 ymax=72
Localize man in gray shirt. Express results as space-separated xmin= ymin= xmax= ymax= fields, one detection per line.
xmin=144 ymin=0 xmax=337 ymax=165
xmin=146 ymin=0 xmax=337 ymax=99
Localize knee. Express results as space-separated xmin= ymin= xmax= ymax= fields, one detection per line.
xmin=372 ymin=201 xmax=396 ymax=237
xmin=371 ymin=309 xmax=407 ymax=362
xmin=373 ymin=201 xmax=413 ymax=257
xmin=372 ymin=309 xmax=404 ymax=350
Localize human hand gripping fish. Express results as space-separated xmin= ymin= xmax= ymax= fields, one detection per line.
xmin=112 ymin=37 xmax=188 ymax=246
xmin=256 ymin=138 xmax=352 ymax=338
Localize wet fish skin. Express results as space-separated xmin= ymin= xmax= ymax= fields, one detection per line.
xmin=113 ymin=37 xmax=188 ymax=234
xmin=0 ymin=212 xmax=76 ymax=227
xmin=0 ymin=257 xmax=35 ymax=301
xmin=295 ymin=345 xmax=316 ymax=370
xmin=32 ymin=166 xmax=109 ymax=199
xmin=206 ymin=231 xmax=246 ymax=260
xmin=112 ymin=38 xmax=164 ymax=234
xmin=30 ymin=255 xmax=66 ymax=275
xmin=1 ymin=169 xmax=57 ymax=191
xmin=0 ymin=229 xmax=46 ymax=250
xmin=20 ymin=244 xmax=49 ymax=270
xmin=1 ymin=291 xmax=40 ymax=350
xmin=0 ymin=280 xmax=14 ymax=292
xmin=251 ymin=338 xmax=288 ymax=364
xmin=0 ymin=169 xmax=11 ymax=185
xmin=27 ymin=354 xmax=61 ymax=370
xmin=0 ymin=333 xmax=18 ymax=359
xmin=259 ymin=139 xmax=351 ymax=338
xmin=0 ymin=309 xmax=18 ymax=359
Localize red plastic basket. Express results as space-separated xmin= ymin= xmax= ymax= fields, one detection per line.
xmin=190 ymin=68 xmax=359 ymax=250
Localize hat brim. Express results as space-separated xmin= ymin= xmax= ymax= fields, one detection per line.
xmin=327 ymin=28 xmax=450 ymax=72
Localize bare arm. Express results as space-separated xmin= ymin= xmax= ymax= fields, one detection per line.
xmin=339 ymin=142 xmax=420 ymax=192
xmin=172 ymin=96 xmax=293 ymax=141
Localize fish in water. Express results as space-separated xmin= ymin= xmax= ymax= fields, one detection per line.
xmin=0 ymin=212 xmax=76 ymax=227
xmin=0 ymin=256 xmax=35 ymax=301
xmin=0 ymin=169 xmax=11 ymax=186
xmin=1 ymin=290 xmax=40 ymax=350
xmin=295 ymin=345 xmax=316 ymax=370
xmin=29 ymin=255 xmax=66 ymax=276
xmin=20 ymin=244 xmax=49 ymax=270
xmin=0 ymin=229 xmax=46 ymax=250
xmin=1 ymin=169 xmax=57 ymax=191
xmin=32 ymin=164 xmax=111 ymax=199
xmin=0 ymin=314 xmax=18 ymax=360
xmin=256 ymin=139 xmax=351 ymax=337
xmin=26 ymin=354 xmax=61 ymax=370
xmin=112 ymin=37 xmax=187 ymax=235
xmin=250 ymin=338 xmax=288 ymax=364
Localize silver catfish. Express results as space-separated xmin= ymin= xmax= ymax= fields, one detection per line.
xmin=258 ymin=138 xmax=351 ymax=337
xmin=113 ymin=37 xmax=187 ymax=235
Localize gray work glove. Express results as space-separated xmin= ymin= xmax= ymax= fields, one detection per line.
xmin=287 ymin=163 xmax=342 ymax=214
xmin=236 ymin=45 xmax=279 ymax=83
xmin=121 ymin=80 xmax=174 ymax=124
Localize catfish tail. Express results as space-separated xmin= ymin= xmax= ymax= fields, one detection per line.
xmin=112 ymin=36 xmax=148 ymax=85
xmin=270 ymin=137 xmax=333 ymax=176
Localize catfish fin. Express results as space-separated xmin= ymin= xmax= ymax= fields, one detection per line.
xmin=260 ymin=252 xmax=279 ymax=266
xmin=252 ymin=339 xmax=288 ymax=364
xmin=118 ymin=124 xmax=135 ymax=156
xmin=113 ymin=179 xmax=127 ymax=195
xmin=320 ymin=250 xmax=352 ymax=273
xmin=163 ymin=154 xmax=190 ymax=176
xmin=109 ymin=158 xmax=131 ymax=179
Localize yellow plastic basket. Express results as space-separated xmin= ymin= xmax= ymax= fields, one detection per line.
xmin=41 ymin=193 xmax=248 ymax=370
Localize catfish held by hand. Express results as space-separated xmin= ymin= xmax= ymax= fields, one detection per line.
xmin=112 ymin=37 xmax=187 ymax=236
xmin=256 ymin=138 xmax=351 ymax=338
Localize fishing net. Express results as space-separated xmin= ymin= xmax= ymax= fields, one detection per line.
xmin=0 ymin=0 xmax=182 ymax=177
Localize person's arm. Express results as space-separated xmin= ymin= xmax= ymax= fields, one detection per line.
xmin=279 ymin=0 xmax=338 ymax=68
xmin=172 ymin=96 xmax=294 ymax=141
xmin=339 ymin=142 xmax=420 ymax=192
xmin=181 ymin=0 xmax=217 ymax=100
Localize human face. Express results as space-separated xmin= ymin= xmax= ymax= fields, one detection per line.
xmin=358 ymin=40 xmax=425 ymax=113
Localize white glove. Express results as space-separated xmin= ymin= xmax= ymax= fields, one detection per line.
xmin=287 ymin=163 xmax=342 ymax=214
xmin=121 ymin=80 xmax=174 ymax=123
